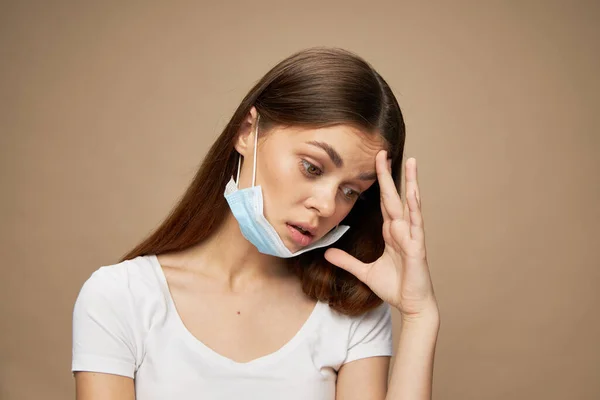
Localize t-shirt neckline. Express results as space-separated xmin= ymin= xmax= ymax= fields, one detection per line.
xmin=147 ymin=254 xmax=326 ymax=370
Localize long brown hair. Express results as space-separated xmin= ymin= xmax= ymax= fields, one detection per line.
xmin=120 ymin=47 xmax=405 ymax=316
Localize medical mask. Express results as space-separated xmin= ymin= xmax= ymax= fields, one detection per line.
xmin=223 ymin=114 xmax=349 ymax=258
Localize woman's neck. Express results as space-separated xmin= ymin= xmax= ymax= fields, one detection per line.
xmin=167 ymin=212 xmax=290 ymax=291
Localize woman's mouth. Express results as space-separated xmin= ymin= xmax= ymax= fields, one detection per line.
xmin=286 ymin=223 xmax=314 ymax=247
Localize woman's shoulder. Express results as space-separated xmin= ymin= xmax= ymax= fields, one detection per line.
xmin=322 ymin=301 xmax=393 ymax=365
xmin=76 ymin=254 xmax=166 ymax=310
xmin=316 ymin=300 xmax=392 ymax=343
xmin=72 ymin=255 xmax=165 ymax=377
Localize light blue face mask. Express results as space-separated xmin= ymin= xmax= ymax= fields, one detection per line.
xmin=223 ymin=114 xmax=350 ymax=258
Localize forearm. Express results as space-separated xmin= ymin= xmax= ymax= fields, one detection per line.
xmin=385 ymin=312 xmax=440 ymax=400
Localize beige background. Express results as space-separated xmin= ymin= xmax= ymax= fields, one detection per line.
xmin=1 ymin=1 xmax=599 ymax=399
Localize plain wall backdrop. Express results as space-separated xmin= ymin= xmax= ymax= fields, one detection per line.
xmin=1 ymin=1 xmax=599 ymax=399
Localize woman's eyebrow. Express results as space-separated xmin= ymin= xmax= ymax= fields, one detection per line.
xmin=305 ymin=140 xmax=376 ymax=181
xmin=356 ymin=170 xmax=377 ymax=181
xmin=305 ymin=141 xmax=344 ymax=167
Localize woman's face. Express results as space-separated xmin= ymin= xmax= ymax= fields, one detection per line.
xmin=237 ymin=121 xmax=385 ymax=252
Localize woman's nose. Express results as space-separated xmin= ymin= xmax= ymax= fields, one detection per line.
xmin=307 ymin=185 xmax=337 ymax=218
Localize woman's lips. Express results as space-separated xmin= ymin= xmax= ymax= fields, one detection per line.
xmin=286 ymin=223 xmax=314 ymax=247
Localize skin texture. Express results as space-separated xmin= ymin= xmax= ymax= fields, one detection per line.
xmin=75 ymin=372 xmax=134 ymax=400
xmin=237 ymin=115 xmax=383 ymax=252
xmin=75 ymin=107 xmax=438 ymax=399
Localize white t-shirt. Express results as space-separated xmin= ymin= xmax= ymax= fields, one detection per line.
xmin=72 ymin=255 xmax=392 ymax=399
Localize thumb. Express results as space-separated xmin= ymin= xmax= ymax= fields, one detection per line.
xmin=324 ymin=248 xmax=369 ymax=283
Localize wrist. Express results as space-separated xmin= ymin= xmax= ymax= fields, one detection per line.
xmin=400 ymin=304 xmax=440 ymax=328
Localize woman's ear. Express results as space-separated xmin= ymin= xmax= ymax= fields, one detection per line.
xmin=234 ymin=106 xmax=258 ymax=156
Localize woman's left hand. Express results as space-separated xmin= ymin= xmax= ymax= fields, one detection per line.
xmin=325 ymin=150 xmax=438 ymax=321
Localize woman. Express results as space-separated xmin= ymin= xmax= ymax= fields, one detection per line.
xmin=72 ymin=47 xmax=440 ymax=399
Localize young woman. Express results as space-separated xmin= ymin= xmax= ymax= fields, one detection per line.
xmin=72 ymin=47 xmax=440 ymax=399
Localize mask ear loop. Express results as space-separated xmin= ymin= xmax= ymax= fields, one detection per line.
xmin=251 ymin=113 xmax=260 ymax=187
xmin=235 ymin=113 xmax=260 ymax=186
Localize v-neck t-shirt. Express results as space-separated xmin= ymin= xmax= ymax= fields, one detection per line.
xmin=72 ymin=255 xmax=393 ymax=399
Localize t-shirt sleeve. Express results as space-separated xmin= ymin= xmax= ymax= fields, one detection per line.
xmin=72 ymin=266 xmax=140 ymax=378
xmin=343 ymin=301 xmax=393 ymax=364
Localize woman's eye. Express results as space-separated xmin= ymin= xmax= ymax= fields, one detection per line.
xmin=301 ymin=160 xmax=322 ymax=176
xmin=342 ymin=187 xmax=360 ymax=200
xmin=299 ymin=160 xmax=359 ymax=201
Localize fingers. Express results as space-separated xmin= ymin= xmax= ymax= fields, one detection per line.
xmin=404 ymin=158 xmax=425 ymax=242
xmin=380 ymin=194 xmax=391 ymax=221
xmin=376 ymin=150 xmax=404 ymax=221
xmin=324 ymin=248 xmax=369 ymax=283
xmin=376 ymin=150 xmax=425 ymax=244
